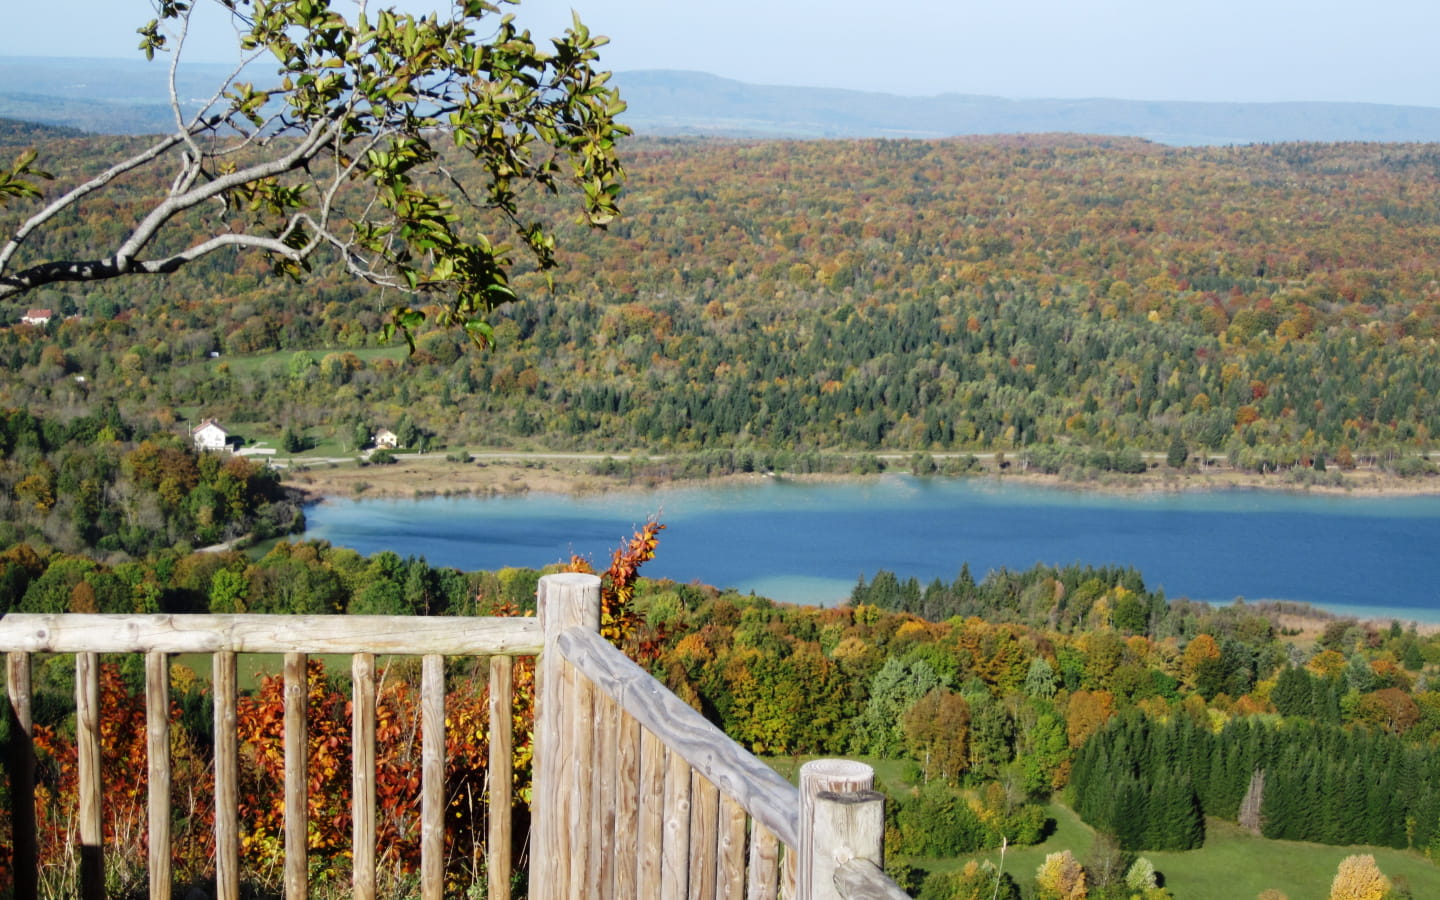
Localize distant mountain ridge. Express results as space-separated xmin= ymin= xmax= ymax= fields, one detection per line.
xmin=614 ymin=71 xmax=1440 ymax=145
xmin=6 ymin=57 xmax=1440 ymax=145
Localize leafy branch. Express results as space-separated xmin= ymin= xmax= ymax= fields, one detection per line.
xmin=0 ymin=0 xmax=629 ymax=348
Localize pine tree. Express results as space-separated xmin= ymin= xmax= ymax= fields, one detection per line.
xmin=1166 ymin=433 xmax=1189 ymax=468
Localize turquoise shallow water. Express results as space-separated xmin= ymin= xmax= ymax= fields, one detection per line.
xmin=304 ymin=475 xmax=1440 ymax=621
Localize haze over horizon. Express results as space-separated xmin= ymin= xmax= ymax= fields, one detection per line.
xmin=4 ymin=0 xmax=1440 ymax=110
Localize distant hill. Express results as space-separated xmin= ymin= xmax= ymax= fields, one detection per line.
xmin=612 ymin=71 xmax=1440 ymax=145
xmin=0 ymin=116 xmax=85 ymax=146
xmin=0 ymin=57 xmax=234 ymax=135
xmin=6 ymin=57 xmax=1440 ymax=145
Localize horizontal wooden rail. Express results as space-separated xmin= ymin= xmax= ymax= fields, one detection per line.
xmin=0 ymin=613 xmax=542 ymax=655
xmin=555 ymin=625 xmax=801 ymax=849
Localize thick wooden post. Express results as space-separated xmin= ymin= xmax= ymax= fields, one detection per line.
xmin=797 ymin=760 xmax=874 ymax=900
xmin=6 ymin=652 xmax=37 ymax=900
xmin=352 ymin=653 xmax=377 ymax=900
xmin=146 ymin=651 xmax=172 ymax=900
xmin=283 ymin=652 xmax=309 ymax=900
xmin=532 ymin=573 xmax=602 ymax=900
xmin=421 ymin=654 xmax=446 ymax=900
xmin=487 ymin=655 xmax=514 ymax=900
xmin=815 ymin=791 xmax=901 ymax=900
xmin=214 ymin=651 xmax=239 ymax=900
xmin=76 ymin=651 xmax=103 ymax=900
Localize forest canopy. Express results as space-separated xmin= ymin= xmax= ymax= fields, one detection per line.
xmin=5 ymin=136 xmax=1439 ymax=477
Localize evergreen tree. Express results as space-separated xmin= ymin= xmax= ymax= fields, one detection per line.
xmin=1272 ymin=665 xmax=1314 ymax=717
xmin=1166 ymin=433 xmax=1188 ymax=468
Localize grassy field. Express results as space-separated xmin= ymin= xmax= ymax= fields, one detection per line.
xmin=938 ymin=802 xmax=1440 ymax=899
xmin=174 ymin=346 xmax=413 ymax=451
xmin=762 ymin=756 xmax=1439 ymax=898
xmin=177 ymin=345 xmax=409 ymax=380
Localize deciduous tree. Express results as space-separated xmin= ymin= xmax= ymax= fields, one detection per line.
xmin=1328 ymin=854 xmax=1391 ymax=900
xmin=1034 ymin=849 xmax=1087 ymax=900
xmin=0 ymin=0 xmax=628 ymax=347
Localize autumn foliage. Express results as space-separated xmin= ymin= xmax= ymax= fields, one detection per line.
xmin=565 ymin=516 xmax=667 ymax=661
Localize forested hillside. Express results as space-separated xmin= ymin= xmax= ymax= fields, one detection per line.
xmin=3 ymin=134 xmax=1439 ymax=478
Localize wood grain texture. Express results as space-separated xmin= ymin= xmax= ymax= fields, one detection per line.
xmin=421 ymin=654 xmax=445 ymax=900
xmin=637 ymin=727 xmax=666 ymax=900
xmin=556 ymin=627 xmax=800 ymax=849
xmin=832 ymin=860 xmax=910 ymax=900
xmin=567 ymin=664 xmax=595 ymax=900
xmin=593 ymin=690 xmax=620 ymax=897
xmin=146 ymin=651 xmax=172 ymax=900
xmin=0 ymin=613 xmax=542 ymax=655
xmin=213 ymin=651 xmax=239 ymax=900
xmin=661 ymin=747 xmax=692 ymax=900
xmin=809 ymin=791 xmax=886 ymax=900
xmin=76 ymin=652 xmax=102 ymax=900
xmin=283 ymin=652 xmax=308 ymax=900
xmin=352 ymin=653 xmax=377 ymax=900
xmin=6 ymin=652 xmax=37 ymax=900
xmin=613 ymin=711 xmax=642 ymax=900
xmin=745 ymin=821 xmax=780 ymax=900
xmin=688 ymin=772 xmax=719 ymax=900
xmin=487 ymin=655 xmax=514 ymax=900
xmin=717 ymin=794 xmax=747 ymax=900
xmin=798 ymin=762 xmax=873 ymax=900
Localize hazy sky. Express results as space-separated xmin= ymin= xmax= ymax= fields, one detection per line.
xmin=5 ymin=0 xmax=1440 ymax=108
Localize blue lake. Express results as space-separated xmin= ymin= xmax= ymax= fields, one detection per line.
xmin=303 ymin=476 xmax=1440 ymax=622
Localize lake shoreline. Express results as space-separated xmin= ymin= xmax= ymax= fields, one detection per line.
xmin=280 ymin=453 xmax=1440 ymax=504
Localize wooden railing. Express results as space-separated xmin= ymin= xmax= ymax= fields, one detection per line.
xmin=1 ymin=573 xmax=905 ymax=900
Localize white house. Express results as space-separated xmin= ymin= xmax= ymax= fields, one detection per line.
xmin=192 ymin=418 xmax=229 ymax=452
xmin=373 ymin=428 xmax=400 ymax=449
xmin=20 ymin=308 xmax=52 ymax=326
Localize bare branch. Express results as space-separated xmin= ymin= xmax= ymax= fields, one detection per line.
xmin=112 ymin=113 xmax=343 ymax=271
xmin=0 ymin=131 xmax=192 ymax=274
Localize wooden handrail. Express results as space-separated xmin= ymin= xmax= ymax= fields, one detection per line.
xmin=0 ymin=612 xmax=542 ymax=654
xmin=556 ymin=625 xmax=800 ymax=848
xmin=833 ymin=861 xmax=909 ymax=900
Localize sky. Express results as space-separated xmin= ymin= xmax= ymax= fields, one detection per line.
xmin=4 ymin=0 xmax=1440 ymax=108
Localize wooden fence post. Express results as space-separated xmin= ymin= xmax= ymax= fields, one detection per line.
xmin=533 ymin=572 xmax=602 ymax=900
xmin=146 ymin=651 xmax=172 ymax=900
xmin=283 ymin=652 xmax=308 ymax=900
xmin=797 ymin=760 xmax=876 ymax=900
xmin=76 ymin=651 xmax=103 ymax=900
xmin=214 ymin=651 xmax=239 ymax=900
xmin=6 ymin=652 xmax=37 ymax=900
